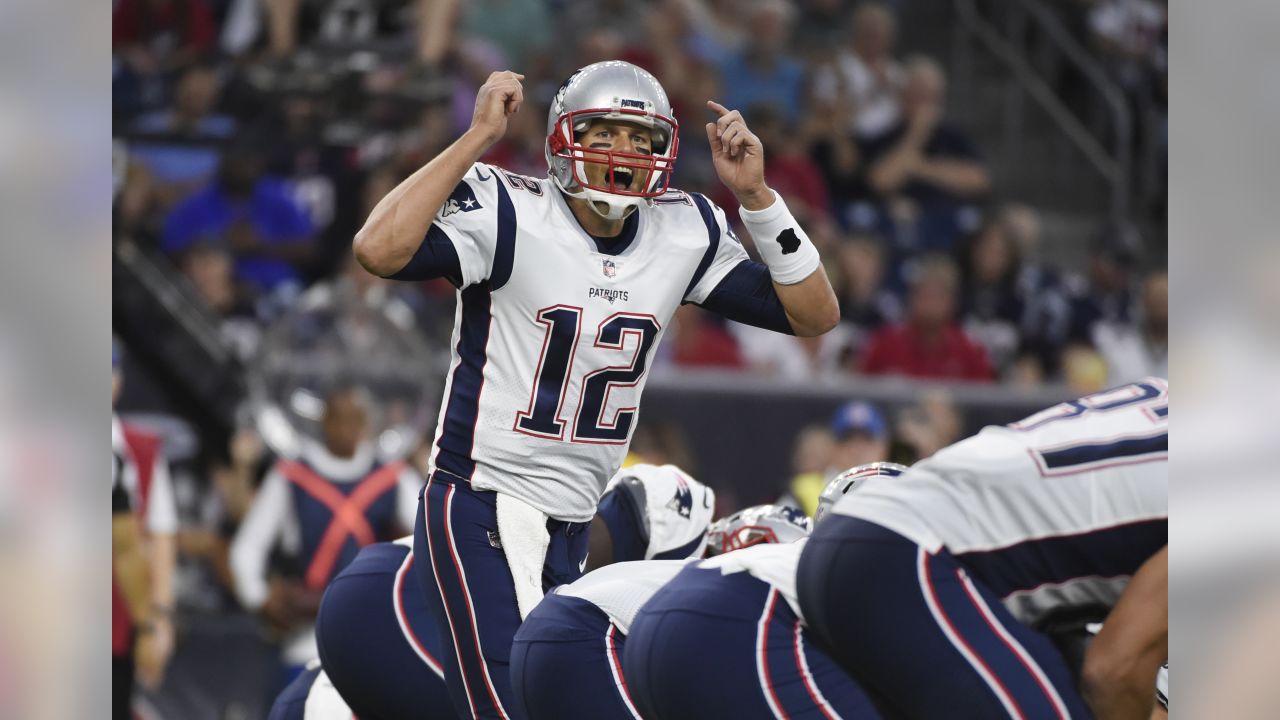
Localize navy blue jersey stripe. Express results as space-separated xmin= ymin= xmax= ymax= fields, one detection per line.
xmin=1039 ymin=433 xmax=1167 ymax=469
xmin=683 ymin=193 xmax=720 ymax=300
xmin=490 ymin=180 xmax=517 ymax=291
xmin=389 ymin=223 xmax=463 ymax=286
xmin=651 ymin=532 xmax=706 ymax=561
xmin=434 ymin=284 xmax=492 ymax=480
xmin=953 ymin=518 xmax=1167 ymax=599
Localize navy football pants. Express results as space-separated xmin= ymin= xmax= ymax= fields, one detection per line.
xmin=625 ymin=564 xmax=880 ymax=719
xmin=797 ymin=517 xmax=1092 ymax=719
xmin=416 ymin=472 xmax=590 ymax=720
xmin=267 ymin=666 xmax=319 ymax=720
xmin=316 ymin=541 xmax=456 ymax=719
xmin=510 ymin=594 xmax=642 ymax=720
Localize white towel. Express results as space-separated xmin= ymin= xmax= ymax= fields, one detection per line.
xmin=495 ymin=492 xmax=550 ymax=620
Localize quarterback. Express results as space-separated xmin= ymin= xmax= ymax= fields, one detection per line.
xmin=354 ymin=60 xmax=838 ymax=719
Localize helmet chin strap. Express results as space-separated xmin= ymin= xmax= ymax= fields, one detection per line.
xmin=553 ymin=169 xmax=647 ymax=221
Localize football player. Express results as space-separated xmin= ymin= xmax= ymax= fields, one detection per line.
xmin=511 ymin=504 xmax=812 ymax=720
xmin=797 ymin=379 xmax=1168 ymax=719
xmin=276 ymin=464 xmax=711 ymax=719
xmin=353 ymin=59 xmax=839 ymax=718
xmin=623 ymin=465 xmax=906 ymax=720
xmin=267 ymin=661 xmax=353 ymax=720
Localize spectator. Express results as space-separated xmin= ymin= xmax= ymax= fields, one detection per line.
xmin=162 ymin=142 xmax=317 ymax=293
xmin=113 ymin=0 xmax=217 ymax=68
xmin=957 ymin=205 xmax=1071 ymax=379
xmin=828 ymin=400 xmax=892 ymax=474
xmin=778 ymin=423 xmax=837 ymax=518
xmin=128 ymin=64 xmax=237 ymax=207
xmin=782 ymin=401 xmax=889 ymax=517
xmin=177 ymin=243 xmax=264 ymax=360
xmin=1065 ymin=220 xmax=1144 ymax=344
xmin=230 ymin=386 xmax=423 ymax=682
xmin=834 ymin=232 xmax=903 ymax=354
xmin=860 ymin=254 xmax=994 ymax=381
xmin=1093 ymin=269 xmax=1168 ymax=384
xmin=112 ymin=347 xmax=179 ymax=709
xmin=810 ymin=2 xmax=905 ymax=142
xmin=717 ymin=0 xmax=805 ymax=126
xmin=864 ymin=55 xmax=989 ymax=255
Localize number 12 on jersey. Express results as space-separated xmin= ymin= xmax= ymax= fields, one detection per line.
xmin=514 ymin=306 xmax=661 ymax=444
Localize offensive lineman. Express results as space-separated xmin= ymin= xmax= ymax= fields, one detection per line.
xmin=797 ymin=379 xmax=1169 ymax=719
xmin=623 ymin=464 xmax=906 ymax=720
xmin=353 ymin=60 xmax=838 ymax=718
xmin=511 ymin=504 xmax=813 ymax=720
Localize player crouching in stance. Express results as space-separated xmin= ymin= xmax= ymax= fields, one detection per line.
xmin=797 ymin=379 xmax=1169 ymax=719
xmin=621 ymin=464 xmax=906 ymax=720
xmin=268 ymin=463 xmax=713 ymax=719
xmin=353 ymin=59 xmax=838 ymax=719
xmin=511 ymin=502 xmax=815 ymax=720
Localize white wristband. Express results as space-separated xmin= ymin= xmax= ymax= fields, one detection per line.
xmin=738 ymin=190 xmax=821 ymax=285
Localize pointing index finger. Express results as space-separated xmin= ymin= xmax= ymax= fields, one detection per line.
xmin=706 ymin=100 xmax=730 ymax=117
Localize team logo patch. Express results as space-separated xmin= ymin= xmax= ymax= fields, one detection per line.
xmin=667 ymin=474 xmax=693 ymax=519
xmin=440 ymin=181 xmax=482 ymax=217
xmin=602 ymin=259 xmax=617 ymax=278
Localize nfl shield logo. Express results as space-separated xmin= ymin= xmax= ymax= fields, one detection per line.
xmin=602 ymin=259 xmax=616 ymax=278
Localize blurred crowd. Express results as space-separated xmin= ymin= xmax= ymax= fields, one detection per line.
xmin=112 ymin=0 xmax=1166 ymax=712
xmin=114 ymin=0 xmax=1167 ymax=390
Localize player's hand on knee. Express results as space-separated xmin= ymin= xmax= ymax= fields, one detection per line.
xmin=470 ymin=70 xmax=526 ymax=147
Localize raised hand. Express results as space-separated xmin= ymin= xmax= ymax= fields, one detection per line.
xmin=470 ymin=70 xmax=526 ymax=147
xmin=705 ymin=100 xmax=772 ymax=210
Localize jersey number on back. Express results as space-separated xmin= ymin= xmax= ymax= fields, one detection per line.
xmin=1009 ymin=379 xmax=1168 ymax=476
xmin=514 ymin=306 xmax=660 ymax=444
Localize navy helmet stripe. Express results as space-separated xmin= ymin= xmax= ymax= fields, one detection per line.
xmin=490 ymin=180 xmax=517 ymax=291
xmin=434 ymin=284 xmax=492 ymax=480
xmin=953 ymin=518 xmax=1168 ymax=599
xmin=650 ymin=533 xmax=706 ymax=561
xmin=683 ymin=193 xmax=720 ymax=300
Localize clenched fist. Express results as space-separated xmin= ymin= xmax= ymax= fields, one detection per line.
xmin=470 ymin=70 xmax=526 ymax=148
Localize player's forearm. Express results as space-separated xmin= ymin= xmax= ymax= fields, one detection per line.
xmin=148 ymin=532 xmax=177 ymax=612
xmin=113 ymin=514 xmax=154 ymax=624
xmin=775 ymin=268 xmax=840 ymax=337
xmin=354 ymin=128 xmax=492 ymax=276
xmin=1082 ymin=671 xmax=1158 ymax=720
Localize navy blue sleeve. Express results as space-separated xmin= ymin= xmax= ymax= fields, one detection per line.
xmin=386 ymin=224 xmax=464 ymax=286
xmin=699 ymin=259 xmax=796 ymax=335
xmin=594 ymin=481 xmax=650 ymax=563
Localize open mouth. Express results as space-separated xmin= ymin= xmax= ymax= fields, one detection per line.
xmin=609 ymin=167 xmax=635 ymax=190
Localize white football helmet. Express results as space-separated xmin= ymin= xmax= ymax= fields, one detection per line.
xmin=545 ymin=60 xmax=679 ymax=220
xmin=703 ymin=504 xmax=811 ymax=557
xmin=814 ymin=462 xmax=909 ymax=526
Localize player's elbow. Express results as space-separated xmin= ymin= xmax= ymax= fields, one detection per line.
xmin=792 ymin=297 xmax=841 ymax=337
xmin=353 ymin=228 xmax=397 ymax=278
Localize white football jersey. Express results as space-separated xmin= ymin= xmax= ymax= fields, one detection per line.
xmin=698 ymin=538 xmax=808 ymax=621
xmin=554 ymin=559 xmax=693 ymax=634
xmin=428 ymin=164 xmax=748 ymax=521
xmin=834 ymin=378 xmax=1169 ymax=624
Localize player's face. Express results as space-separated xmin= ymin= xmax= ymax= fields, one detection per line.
xmin=578 ymin=120 xmax=656 ymax=194
xmin=322 ymin=390 xmax=369 ymax=458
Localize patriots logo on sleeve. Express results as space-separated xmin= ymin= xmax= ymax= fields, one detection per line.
xmin=440 ymin=180 xmax=482 ymax=218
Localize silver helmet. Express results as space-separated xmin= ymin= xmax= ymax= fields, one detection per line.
xmin=545 ymin=61 xmax=679 ymax=220
xmin=814 ymin=462 xmax=910 ymax=526
xmin=703 ymin=504 xmax=811 ymax=557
